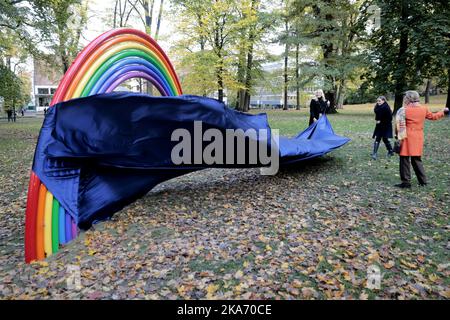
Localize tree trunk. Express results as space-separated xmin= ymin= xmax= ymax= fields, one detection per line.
xmin=217 ymin=75 xmax=224 ymax=102
xmin=317 ymin=4 xmax=337 ymax=114
xmin=113 ymin=0 xmax=118 ymax=27
xmin=237 ymin=89 xmax=246 ymax=110
xmin=236 ymin=44 xmax=246 ymax=111
xmin=196 ymin=13 xmax=207 ymax=97
xmin=213 ymin=19 xmax=224 ymax=103
xmin=154 ymin=0 xmax=164 ymax=41
xmin=283 ymin=19 xmax=289 ymax=111
xmin=425 ymin=79 xmax=431 ymax=104
xmin=119 ymin=0 xmax=124 ymax=26
xmin=336 ymin=84 xmax=341 ymax=109
xmin=144 ymin=0 xmax=155 ymax=96
xmin=321 ymin=37 xmax=337 ymax=113
xmin=339 ymin=86 xmax=346 ymax=108
xmin=336 ymin=79 xmax=345 ymax=109
xmin=244 ymin=92 xmax=251 ymax=112
xmin=61 ymin=54 xmax=69 ymax=74
xmin=295 ymin=43 xmax=300 ymax=110
xmin=12 ymin=98 xmax=16 ymax=122
xmin=217 ymin=57 xmax=224 ymax=102
xmin=198 ymin=17 xmax=205 ymax=51
xmin=393 ymin=0 xmax=409 ymax=114
xmin=242 ymin=0 xmax=259 ymax=112
xmin=144 ymin=0 xmax=154 ymax=34
xmin=243 ymin=42 xmax=254 ymax=112
xmin=325 ymin=91 xmax=336 ymax=113
xmin=283 ymin=52 xmax=288 ymax=110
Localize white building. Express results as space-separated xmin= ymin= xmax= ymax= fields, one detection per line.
xmin=32 ymin=58 xmax=62 ymax=112
xmin=250 ymin=61 xmax=321 ymax=109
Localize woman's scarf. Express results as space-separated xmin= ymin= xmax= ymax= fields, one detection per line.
xmin=375 ymin=102 xmax=392 ymax=121
xmin=395 ymin=107 xmax=407 ymax=140
xmin=396 ymin=102 xmax=420 ymax=140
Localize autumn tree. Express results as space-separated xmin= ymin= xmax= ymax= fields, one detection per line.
xmin=235 ymin=0 xmax=274 ymax=111
xmin=288 ymin=0 xmax=368 ymax=113
xmin=170 ymin=0 xmax=214 ymax=96
xmin=0 ymin=64 xmax=30 ymax=114
xmin=171 ymin=0 xmax=241 ymax=102
xmin=366 ymin=0 xmax=450 ymax=111
xmin=31 ymin=0 xmax=88 ymax=73
xmin=412 ymin=0 xmax=450 ymax=109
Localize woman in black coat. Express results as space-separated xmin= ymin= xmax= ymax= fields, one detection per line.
xmin=371 ymin=96 xmax=394 ymax=160
xmin=309 ymin=89 xmax=329 ymax=126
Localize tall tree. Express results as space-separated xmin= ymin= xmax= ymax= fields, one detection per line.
xmin=275 ymin=0 xmax=292 ymax=111
xmin=236 ymin=0 xmax=257 ymax=111
xmin=173 ymin=0 xmax=241 ymax=103
xmin=414 ymin=0 xmax=450 ymax=109
xmin=207 ymin=0 xmax=239 ymax=102
xmin=236 ymin=0 xmax=273 ymax=111
xmin=172 ymin=0 xmax=273 ymax=105
xmin=367 ymin=0 xmax=427 ymax=112
xmin=294 ymin=36 xmax=300 ymax=109
xmin=0 ymin=65 xmax=30 ymax=114
xmin=144 ymin=0 xmax=155 ymax=33
xmin=154 ymin=0 xmax=164 ymax=40
xmin=0 ymin=0 xmax=41 ymax=57
xmin=282 ymin=1 xmax=289 ymax=110
xmin=291 ymin=0 xmax=367 ymax=112
xmin=32 ymin=0 xmax=88 ymax=73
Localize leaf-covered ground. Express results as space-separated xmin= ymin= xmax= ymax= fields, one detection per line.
xmin=0 ymin=101 xmax=449 ymax=300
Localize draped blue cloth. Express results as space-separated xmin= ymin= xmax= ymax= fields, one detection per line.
xmin=32 ymin=92 xmax=350 ymax=229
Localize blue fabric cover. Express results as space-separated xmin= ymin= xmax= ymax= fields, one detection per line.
xmin=32 ymin=92 xmax=350 ymax=229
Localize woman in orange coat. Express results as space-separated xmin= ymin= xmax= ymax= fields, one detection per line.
xmin=395 ymin=91 xmax=449 ymax=188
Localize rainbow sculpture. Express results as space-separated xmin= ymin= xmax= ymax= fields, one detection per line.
xmin=24 ymin=28 xmax=182 ymax=263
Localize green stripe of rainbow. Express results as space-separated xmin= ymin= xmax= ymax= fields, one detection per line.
xmin=24 ymin=28 xmax=182 ymax=263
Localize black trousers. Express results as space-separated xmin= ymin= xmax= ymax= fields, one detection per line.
xmin=375 ymin=137 xmax=392 ymax=151
xmin=375 ymin=137 xmax=389 ymax=144
xmin=400 ymin=156 xmax=427 ymax=185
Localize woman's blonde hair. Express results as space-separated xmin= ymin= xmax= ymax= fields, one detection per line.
xmin=314 ymin=89 xmax=325 ymax=100
xmin=403 ymin=90 xmax=420 ymax=105
xmin=315 ymin=89 xmax=324 ymax=97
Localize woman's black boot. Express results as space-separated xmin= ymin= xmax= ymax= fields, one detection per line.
xmin=371 ymin=141 xmax=380 ymax=160
xmin=385 ymin=140 xmax=394 ymax=157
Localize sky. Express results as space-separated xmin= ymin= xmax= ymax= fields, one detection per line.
xmin=85 ymin=0 xmax=179 ymax=53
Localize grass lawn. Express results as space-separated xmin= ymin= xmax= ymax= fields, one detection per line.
xmin=0 ymin=96 xmax=449 ymax=299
